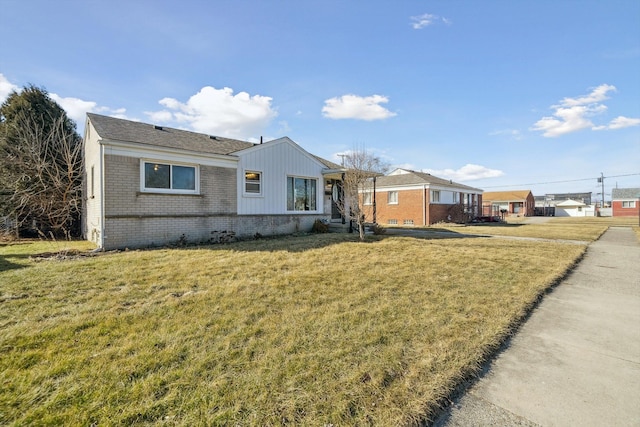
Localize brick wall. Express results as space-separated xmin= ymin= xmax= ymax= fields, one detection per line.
xmin=363 ymin=188 xmax=468 ymax=226
xmin=103 ymin=214 xmax=325 ymax=250
xmin=365 ymin=189 xmax=426 ymax=225
xmin=612 ymin=201 xmax=640 ymax=217
xmin=104 ymin=155 xmax=236 ymax=217
xmin=101 ymin=154 xmax=326 ymax=249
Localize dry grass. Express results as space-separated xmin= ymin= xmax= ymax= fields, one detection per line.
xmin=1 ymin=233 xmax=586 ymax=425
xmin=433 ymin=216 xmax=639 ymax=242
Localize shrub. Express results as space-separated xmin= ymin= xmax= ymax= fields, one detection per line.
xmin=311 ymin=219 xmax=329 ymax=233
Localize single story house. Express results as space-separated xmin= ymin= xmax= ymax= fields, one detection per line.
xmin=611 ymin=188 xmax=640 ymax=217
xmin=361 ymin=168 xmax=483 ymax=226
xmin=533 ymin=192 xmax=592 ymax=216
xmin=554 ymin=199 xmax=595 ymax=217
xmin=83 ymin=113 xmax=344 ymax=250
xmin=482 ymin=190 xmax=535 ymax=217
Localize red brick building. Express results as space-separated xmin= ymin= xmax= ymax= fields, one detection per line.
xmin=611 ymin=188 xmax=640 ymax=217
xmin=482 ymin=190 xmax=535 ymax=217
xmin=361 ymin=169 xmax=483 ymax=226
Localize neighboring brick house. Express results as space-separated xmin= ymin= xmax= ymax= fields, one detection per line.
xmin=83 ymin=113 xmax=344 ymax=250
xmin=482 ymin=190 xmax=535 ymax=217
xmin=611 ymin=188 xmax=640 ymax=217
xmin=361 ymin=168 xmax=483 ymax=226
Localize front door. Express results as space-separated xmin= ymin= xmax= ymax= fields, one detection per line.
xmin=331 ymin=181 xmax=343 ymax=220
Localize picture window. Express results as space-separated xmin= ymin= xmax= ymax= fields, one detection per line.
xmin=287 ymin=176 xmax=317 ymax=211
xmin=142 ymin=161 xmax=197 ymax=194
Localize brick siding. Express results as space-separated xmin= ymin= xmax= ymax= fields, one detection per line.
xmin=101 ymin=154 xmax=325 ymax=249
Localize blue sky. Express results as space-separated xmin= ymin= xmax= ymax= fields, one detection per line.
xmin=1 ymin=0 xmax=639 ymax=199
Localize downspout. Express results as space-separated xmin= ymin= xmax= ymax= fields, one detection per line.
xmin=423 ymin=185 xmax=427 ymax=226
xmin=99 ymin=142 xmax=105 ymax=249
xmin=341 ymin=173 xmax=346 ymax=225
xmin=372 ymin=176 xmax=377 ymax=224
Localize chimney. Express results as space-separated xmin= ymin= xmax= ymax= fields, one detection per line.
xmin=260 ymin=136 xmax=263 ymax=144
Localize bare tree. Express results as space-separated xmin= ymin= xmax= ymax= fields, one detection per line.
xmin=336 ymin=148 xmax=388 ymax=240
xmin=0 ymin=109 xmax=83 ymax=238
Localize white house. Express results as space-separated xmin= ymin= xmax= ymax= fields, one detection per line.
xmin=83 ymin=113 xmax=344 ymax=250
xmin=554 ymin=199 xmax=595 ymax=217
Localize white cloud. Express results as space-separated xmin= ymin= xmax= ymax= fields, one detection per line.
xmin=0 ymin=73 xmax=19 ymax=103
xmin=530 ymin=84 xmax=640 ymax=137
xmin=559 ymin=83 xmax=615 ymax=107
xmin=596 ymin=116 xmax=640 ymax=130
xmin=50 ymin=94 xmax=97 ymax=124
xmin=145 ymin=86 xmax=277 ymax=140
xmin=51 ymin=94 xmax=133 ymax=125
xmin=424 ymin=164 xmax=505 ymax=181
xmin=322 ymin=94 xmax=397 ymax=121
xmin=410 ymin=13 xmax=451 ymax=29
xmin=0 ymin=74 xmax=129 ymax=126
xmin=489 ymin=129 xmax=522 ymax=140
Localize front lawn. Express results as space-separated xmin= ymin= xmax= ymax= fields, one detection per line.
xmin=1 ymin=233 xmax=585 ymax=425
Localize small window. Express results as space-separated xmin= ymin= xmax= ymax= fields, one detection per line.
xmin=403 ymin=219 xmax=414 ymax=226
xmin=142 ymin=161 xmax=197 ymax=193
xmin=431 ymin=190 xmax=440 ymax=203
xmin=622 ymin=201 xmax=636 ymax=208
xmin=388 ymin=219 xmax=398 ymax=225
xmin=363 ymin=192 xmax=372 ymax=205
xmin=388 ymin=191 xmax=398 ymax=204
xmin=244 ymin=171 xmax=262 ymax=195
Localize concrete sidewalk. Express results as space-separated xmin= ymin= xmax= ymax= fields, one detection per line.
xmin=434 ymin=226 xmax=640 ymax=427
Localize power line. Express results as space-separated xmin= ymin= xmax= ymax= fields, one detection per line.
xmin=481 ymin=173 xmax=640 ymax=189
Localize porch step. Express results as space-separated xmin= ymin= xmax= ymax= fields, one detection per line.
xmin=327 ymin=222 xmax=351 ymax=233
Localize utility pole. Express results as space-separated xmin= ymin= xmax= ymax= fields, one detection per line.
xmin=597 ymin=172 xmax=605 ymax=210
xmin=601 ymin=172 xmax=605 ymax=208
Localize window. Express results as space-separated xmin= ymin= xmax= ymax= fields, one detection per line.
xmin=403 ymin=219 xmax=414 ymax=225
xmin=287 ymin=176 xmax=317 ymax=211
xmin=513 ymin=202 xmax=523 ymax=213
xmin=388 ymin=219 xmax=398 ymax=225
xmin=142 ymin=161 xmax=197 ymax=193
xmin=388 ymin=191 xmax=398 ymax=204
xmin=363 ymin=192 xmax=372 ymax=205
xmin=622 ymin=201 xmax=636 ymax=208
xmin=431 ymin=190 xmax=440 ymax=203
xmin=244 ymin=171 xmax=261 ymax=195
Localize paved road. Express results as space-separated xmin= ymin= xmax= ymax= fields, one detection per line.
xmin=433 ymin=226 xmax=640 ymax=427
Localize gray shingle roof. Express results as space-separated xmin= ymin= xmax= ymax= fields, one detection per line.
xmin=87 ymin=113 xmax=255 ymax=155
xmin=611 ymin=187 xmax=640 ymax=199
xmin=312 ymin=154 xmax=343 ymax=170
xmin=375 ymin=169 xmax=482 ymax=192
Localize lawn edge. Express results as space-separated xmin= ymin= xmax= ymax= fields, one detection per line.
xmin=426 ymin=240 xmax=592 ymax=426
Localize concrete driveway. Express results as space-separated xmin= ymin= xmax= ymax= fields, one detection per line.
xmin=433 ymin=227 xmax=640 ymax=427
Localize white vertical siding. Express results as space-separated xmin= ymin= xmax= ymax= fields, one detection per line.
xmin=83 ymin=120 xmax=103 ymax=246
xmin=236 ymin=138 xmax=326 ymax=215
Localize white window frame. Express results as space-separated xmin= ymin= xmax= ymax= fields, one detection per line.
xmin=622 ymin=201 xmax=636 ymax=208
xmin=388 ymin=219 xmax=398 ymax=225
xmin=388 ymin=191 xmax=398 ymax=205
xmin=243 ymin=170 xmax=262 ymax=196
xmin=431 ymin=190 xmax=440 ymax=203
xmin=140 ymin=160 xmax=199 ymax=194
xmin=363 ymin=192 xmax=373 ymax=205
xmin=403 ymin=219 xmax=414 ymax=225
